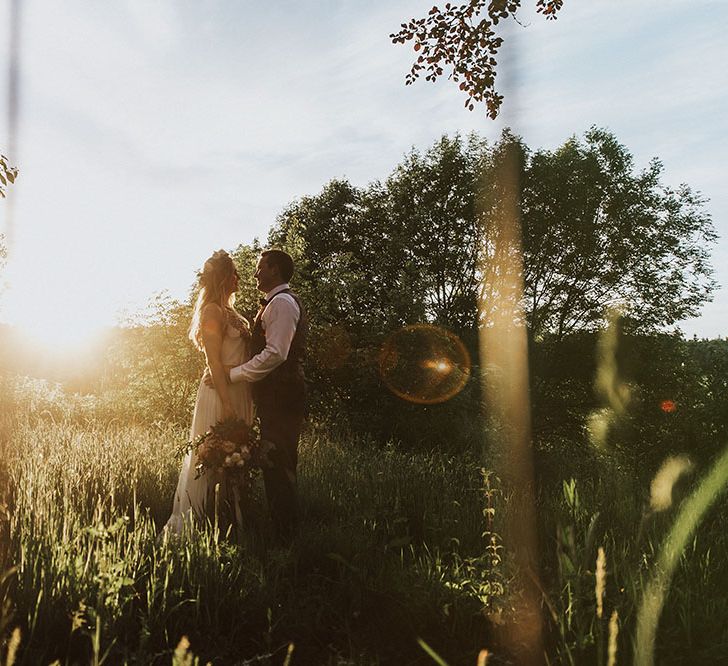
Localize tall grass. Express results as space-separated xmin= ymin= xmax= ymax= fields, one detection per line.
xmin=2 ymin=376 xmax=728 ymax=664
xmin=0 ymin=378 xmax=498 ymax=664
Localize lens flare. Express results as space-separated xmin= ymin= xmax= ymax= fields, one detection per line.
xmin=378 ymin=324 xmax=471 ymax=404
xmin=660 ymin=399 xmax=677 ymax=413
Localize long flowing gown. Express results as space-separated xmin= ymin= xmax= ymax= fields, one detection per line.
xmin=164 ymin=319 xmax=254 ymax=534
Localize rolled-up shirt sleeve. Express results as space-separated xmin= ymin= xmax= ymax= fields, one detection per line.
xmin=229 ymin=295 xmax=300 ymax=383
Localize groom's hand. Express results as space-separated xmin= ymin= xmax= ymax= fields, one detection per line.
xmin=203 ymin=365 xmax=234 ymax=388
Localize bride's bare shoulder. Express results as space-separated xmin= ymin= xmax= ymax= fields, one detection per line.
xmin=200 ymin=303 xmax=225 ymax=319
xmin=200 ymin=302 xmax=225 ymax=324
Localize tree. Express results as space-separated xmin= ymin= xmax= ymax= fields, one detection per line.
xmin=0 ymin=153 xmax=16 ymax=304
xmin=268 ymin=129 xmax=716 ymax=448
xmin=0 ymin=155 xmax=17 ymax=199
xmin=106 ymin=293 xmax=204 ymax=422
xmin=230 ymin=238 xmax=265 ymax=321
xmin=386 ymin=134 xmax=485 ymax=337
xmin=508 ymin=128 xmax=716 ymax=338
xmin=391 ymin=1 xmax=564 ymax=118
xmin=270 ymin=177 xmax=485 ymax=446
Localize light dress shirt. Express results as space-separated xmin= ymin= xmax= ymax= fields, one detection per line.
xmin=229 ymin=283 xmax=301 ymax=384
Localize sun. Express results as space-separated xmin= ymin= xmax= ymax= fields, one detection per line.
xmin=0 ymin=249 xmax=119 ymax=354
xmin=14 ymin=309 xmax=106 ymax=351
xmin=2 ymin=289 xmax=108 ymax=353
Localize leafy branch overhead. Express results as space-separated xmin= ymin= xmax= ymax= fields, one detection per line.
xmin=391 ymin=0 xmax=564 ymax=118
xmin=0 ymin=154 xmax=18 ymax=198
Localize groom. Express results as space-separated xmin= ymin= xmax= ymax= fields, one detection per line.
xmin=209 ymin=249 xmax=308 ymax=541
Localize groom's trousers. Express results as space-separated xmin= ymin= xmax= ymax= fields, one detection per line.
xmin=257 ymin=378 xmax=305 ymax=541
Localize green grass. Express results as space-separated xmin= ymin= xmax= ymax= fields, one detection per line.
xmin=0 ymin=378 xmax=498 ymax=665
xmin=2 ymin=376 xmax=728 ymax=664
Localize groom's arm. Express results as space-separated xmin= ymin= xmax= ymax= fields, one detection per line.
xmin=229 ymin=296 xmax=300 ymax=383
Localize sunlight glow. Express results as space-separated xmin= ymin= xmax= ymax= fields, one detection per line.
xmin=1 ymin=280 xmax=108 ymax=353
xmin=15 ymin=310 xmax=105 ymax=351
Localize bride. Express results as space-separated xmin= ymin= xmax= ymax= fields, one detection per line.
xmin=164 ymin=249 xmax=254 ymax=534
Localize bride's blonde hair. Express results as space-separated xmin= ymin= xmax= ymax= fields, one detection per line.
xmin=189 ymin=249 xmax=242 ymax=350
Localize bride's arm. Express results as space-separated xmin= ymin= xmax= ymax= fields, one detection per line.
xmin=200 ymin=303 xmax=235 ymax=421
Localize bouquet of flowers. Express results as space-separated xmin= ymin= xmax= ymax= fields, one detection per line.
xmin=190 ymin=419 xmax=257 ymax=481
xmin=189 ymin=418 xmax=273 ymax=487
xmin=182 ymin=418 xmax=275 ymax=536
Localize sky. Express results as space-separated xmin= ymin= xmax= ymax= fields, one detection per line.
xmin=0 ymin=0 xmax=726 ymax=344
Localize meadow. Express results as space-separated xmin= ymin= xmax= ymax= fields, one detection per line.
xmin=1 ymin=372 xmax=728 ymax=665
xmin=3 ymin=127 xmax=724 ymax=663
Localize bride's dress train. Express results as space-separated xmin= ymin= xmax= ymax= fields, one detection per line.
xmin=164 ymin=319 xmax=253 ymax=534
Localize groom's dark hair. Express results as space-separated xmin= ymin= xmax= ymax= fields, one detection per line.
xmin=262 ymin=249 xmax=294 ymax=283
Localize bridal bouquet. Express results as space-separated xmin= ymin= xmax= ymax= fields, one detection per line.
xmin=181 ymin=418 xmax=274 ymax=537
xmin=189 ymin=418 xmax=273 ymax=486
xmin=189 ymin=419 xmax=263 ymax=481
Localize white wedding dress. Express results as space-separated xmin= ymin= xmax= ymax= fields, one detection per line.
xmin=164 ymin=318 xmax=254 ymax=534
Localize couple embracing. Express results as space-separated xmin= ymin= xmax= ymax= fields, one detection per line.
xmin=165 ymin=249 xmax=307 ymax=542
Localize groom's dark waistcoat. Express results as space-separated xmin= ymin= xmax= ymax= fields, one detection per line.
xmin=250 ymin=289 xmax=308 ymax=411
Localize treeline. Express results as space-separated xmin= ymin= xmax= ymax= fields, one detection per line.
xmin=3 ymin=128 xmax=723 ymax=481
xmin=259 ymin=128 xmax=722 ymax=479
